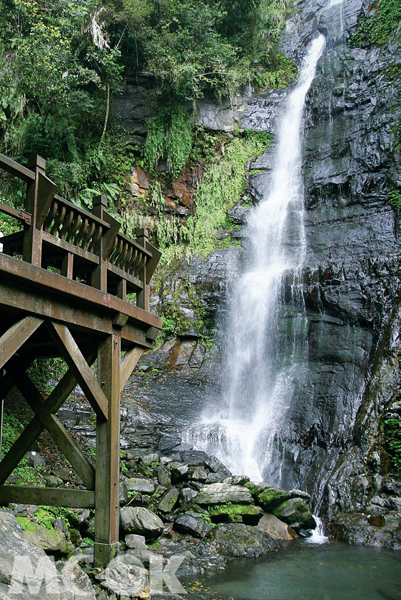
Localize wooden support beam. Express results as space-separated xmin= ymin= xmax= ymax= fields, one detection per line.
xmin=0 ymin=349 xmax=96 ymax=485
xmin=0 ymin=317 xmax=43 ymax=370
xmin=120 ymin=347 xmax=144 ymax=390
xmin=0 ymin=486 xmax=95 ymax=508
xmin=48 ymin=322 xmax=108 ymax=421
xmin=0 ymin=252 xmax=162 ymax=331
xmin=7 ymin=365 xmax=95 ymax=490
xmin=94 ymin=333 xmax=121 ymax=568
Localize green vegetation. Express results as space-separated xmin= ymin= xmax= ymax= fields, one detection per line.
xmin=352 ymin=0 xmax=401 ymax=47
xmin=144 ymin=106 xmax=193 ymax=178
xmin=382 ymin=417 xmax=401 ymax=470
xmin=1 ymin=413 xmax=46 ymax=485
xmin=0 ymin=0 xmax=293 ymax=166
xmin=388 ymin=190 xmax=401 ymax=209
xmin=153 ymin=131 xmax=273 ymax=263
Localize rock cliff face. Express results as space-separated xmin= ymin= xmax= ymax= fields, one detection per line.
xmin=114 ymin=0 xmax=401 ymax=532
xmin=274 ymin=0 xmax=401 ymax=520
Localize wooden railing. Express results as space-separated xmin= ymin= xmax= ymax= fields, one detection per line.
xmin=0 ymin=154 xmax=160 ymax=310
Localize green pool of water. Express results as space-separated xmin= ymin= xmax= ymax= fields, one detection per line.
xmin=196 ymin=541 xmax=401 ymax=600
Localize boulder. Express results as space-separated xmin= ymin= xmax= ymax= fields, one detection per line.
xmin=257 ymin=514 xmax=297 ymax=541
xmin=141 ymin=453 xmax=159 ymax=466
xmin=254 ymin=487 xmax=291 ymax=512
xmin=212 ymin=523 xmax=278 ymax=557
xmin=120 ymin=507 xmax=164 ymax=540
xmin=224 ymin=476 xmax=251 ymax=486
xmin=173 ymin=513 xmax=211 ymax=539
xmin=181 ymin=488 xmax=198 ymax=504
xmin=96 ymin=554 xmax=148 ymax=599
xmin=0 ymin=512 xmax=93 ymax=599
xmin=196 ymin=483 xmax=253 ymax=506
xmin=204 ymin=456 xmax=231 ymax=477
xmin=273 ymin=498 xmax=315 ymax=530
xmin=169 ymin=462 xmax=189 ymax=483
xmin=124 ymin=478 xmax=156 ymax=494
xmin=57 ymin=560 xmax=96 ymax=600
xmin=157 ymin=466 xmax=171 ymax=488
xmin=158 ymin=488 xmax=180 ymax=514
xmin=179 ymin=450 xmax=210 ymax=465
xmin=190 ymin=468 xmax=208 ymax=482
xmin=19 ymin=521 xmax=72 ymax=554
xmin=125 ymin=534 xmax=147 ymax=550
xmin=329 ymin=512 xmax=401 ymax=549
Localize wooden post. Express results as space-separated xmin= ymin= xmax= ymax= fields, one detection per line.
xmin=23 ymin=155 xmax=46 ymax=266
xmin=92 ymin=195 xmax=108 ymax=292
xmin=94 ymin=332 xmax=121 ymax=567
xmin=136 ymin=229 xmax=149 ymax=311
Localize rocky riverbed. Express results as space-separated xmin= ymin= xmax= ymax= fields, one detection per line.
xmin=2 ymin=378 xmax=400 ymax=600
xmin=0 ymin=390 xmax=318 ymax=600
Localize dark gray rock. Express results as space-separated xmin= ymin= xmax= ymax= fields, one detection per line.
xmin=120 ymin=507 xmax=164 ymax=540
xmin=157 ymin=465 xmax=172 ymax=488
xmin=330 ymin=512 xmax=401 ymax=550
xmin=212 ymin=523 xmax=278 ymax=557
xmin=26 ymin=451 xmax=46 ymax=469
xmin=179 ymin=450 xmax=210 ymax=465
xmin=181 ymin=488 xmax=198 ymax=504
xmin=169 ymin=462 xmax=189 ymax=483
xmin=204 ymin=456 xmax=232 ymax=477
xmin=173 ymin=512 xmax=212 ymax=539
xmin=159 ymin=488 xmax=180 ymax=514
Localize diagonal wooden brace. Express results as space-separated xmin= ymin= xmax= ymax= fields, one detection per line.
xmin=0 ymin=317 xmax=43 ymax=370
xmin=0 ymin=348 xmax=97 ymax=484
xmin=7 ymin=362 xmax=95 ymax=490
xmin=48 ymin=322 xmax=108 ymax=421
xmin=120 ymin=347 xmax=144 ymax=391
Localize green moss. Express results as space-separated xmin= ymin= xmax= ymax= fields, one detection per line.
xmin=382 ymin=416 xmax=401 ymax=470
xmin=16 ymin=517 xmax=37 ymax=532
xmin=388 ymin=190 xmax=401 ymax=209
xmin=256 ymin=489 xmax=289 ymax=512
xmin=207 ymin=503 xmax=262 ymax=524
xmin=248 ymin=169 xmax=266 ymax=176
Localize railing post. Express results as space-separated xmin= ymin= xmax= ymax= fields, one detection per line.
xmin=136 ymin=228 xmax=149 ymax=311
xmin=23 ymin=155 xmax=46 ymax=266
xmin=92 ymin=195 xmax=108 ymax=292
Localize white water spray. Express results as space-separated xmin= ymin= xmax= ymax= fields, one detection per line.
xmin=185 ymin=34 xmax=326 ymax=482
xmin=306 ymin=516 xmax=329 ymax=544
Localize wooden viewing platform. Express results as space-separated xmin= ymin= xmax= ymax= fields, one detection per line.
xmin=0 ymin=153 xmax=162 ymax=566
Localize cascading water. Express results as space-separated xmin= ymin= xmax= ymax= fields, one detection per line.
xmin=185 ymin=34 xmax=326 ymax=483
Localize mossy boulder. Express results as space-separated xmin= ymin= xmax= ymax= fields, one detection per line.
xmin=208 ymin=504 xmax=264 ymax=525
xmin=273 ymin=498 xmax=315 ymax=529
xmin=255 ymin=488 xmax=291 ymax=512
xmin=19 ymin=520 xmax=72 ymax=553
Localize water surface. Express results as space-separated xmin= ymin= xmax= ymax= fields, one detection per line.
xmin=196 ymin=541 xmax=401 ymax=600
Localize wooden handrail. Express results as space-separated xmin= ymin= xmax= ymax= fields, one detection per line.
xmin=0 ymin=154 xmax=161 ymax=308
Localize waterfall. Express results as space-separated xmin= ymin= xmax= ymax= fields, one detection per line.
xmin=185 ymin=34 xmax=326 ymax=483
